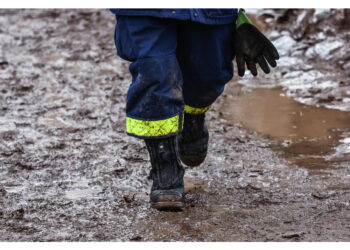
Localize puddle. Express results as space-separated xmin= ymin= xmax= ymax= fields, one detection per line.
xmin=221 ymin=85 xmax=350 ymax=174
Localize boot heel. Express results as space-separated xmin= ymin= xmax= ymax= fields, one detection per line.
xmin=151 ymin=201 xmax=184 ymax=211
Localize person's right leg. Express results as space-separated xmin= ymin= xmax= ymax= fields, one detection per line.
xmin=114 ymin=16 xmax=185 ymax=210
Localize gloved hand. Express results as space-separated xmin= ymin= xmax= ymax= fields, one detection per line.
xmin=234 ymin=9 xmax=280 ymax=77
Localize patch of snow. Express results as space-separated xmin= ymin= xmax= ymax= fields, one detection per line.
xmin=245 ymin=9 xmax=261 ymax=15
xmin=305 ymin=40 xmax=343 ymax=59
xmin=0 ymin=119 xmax=16 ymax=132
xmin=324 ymin=103 xmax=350 ymax=112
xmin=331 ymin=137 xmax=350 ymax=156
xmin=296 ymin=10 xmax=308 ymax=25
xmin=273 ymin=36 xmax=297 ymax=56
xmin=316 ymin=32 xmax=326 ymax=40
xmin=313 ymin=9 xmax=333 ymax=22
xmin=316 ymin=81 xmax=339 ymax=89
xmin=277 ymin=56 xmax=303 ymax=67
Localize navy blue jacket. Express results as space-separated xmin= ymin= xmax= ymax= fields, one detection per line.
xmin=110 ymin=9 xmax=238 ymax=25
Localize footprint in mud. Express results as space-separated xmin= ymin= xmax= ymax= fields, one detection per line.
xmin=184 ymin=177 xmax=208 ymax=194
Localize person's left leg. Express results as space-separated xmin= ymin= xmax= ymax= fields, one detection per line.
xmin=176 ymin=21 xmax=235 ymax=166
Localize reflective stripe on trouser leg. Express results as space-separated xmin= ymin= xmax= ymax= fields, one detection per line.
xmin=115 ymin=17 xmax=185 ymax=139
xmin=184 ymin=105 xmax=211 ymax=115
xmin=126 ymin=55 xmax=184 ymax=139
xmin=126 ymin=114 xmax=184 ymax=138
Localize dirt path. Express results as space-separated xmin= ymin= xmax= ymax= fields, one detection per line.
xmin=0 ymin=9 xmax=349 ymax=242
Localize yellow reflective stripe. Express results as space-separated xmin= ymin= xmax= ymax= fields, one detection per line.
xmin=184 ymin=105 xmax=211 ymax=115
xmin=126 ymin=115 xmax=179 ymax=137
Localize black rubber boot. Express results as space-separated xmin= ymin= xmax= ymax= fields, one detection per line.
xmin=145 ymin=136 xmax=185 ymax=211
xmin=178 ymin=113 xmax=209 ymax=166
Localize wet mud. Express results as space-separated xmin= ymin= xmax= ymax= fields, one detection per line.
xmin=1 ymin=9 xmax=350 ymax=242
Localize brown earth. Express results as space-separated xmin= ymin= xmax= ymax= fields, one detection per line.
xmin=0 ymin=9 xmax=349 ymax=242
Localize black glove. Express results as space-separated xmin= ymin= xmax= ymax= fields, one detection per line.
xmin=234 ymin=9 xmax=279 ymax=77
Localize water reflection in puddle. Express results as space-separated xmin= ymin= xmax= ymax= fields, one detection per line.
xmin=222 ymin=85 xmax=350 ymax=174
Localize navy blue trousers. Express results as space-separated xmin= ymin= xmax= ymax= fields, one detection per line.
xmin=114 ymin=16 xmax=235 ymax=138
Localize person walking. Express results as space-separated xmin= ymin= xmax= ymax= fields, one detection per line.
xmin=111 ymin=8 xmax=279 ymax=210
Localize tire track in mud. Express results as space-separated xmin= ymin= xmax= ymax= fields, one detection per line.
xmin=0 ymin=9 xmax=350 ymax=241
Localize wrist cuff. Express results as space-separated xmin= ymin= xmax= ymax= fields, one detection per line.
xmin=236 ymin=9 xmax=253 ymax=29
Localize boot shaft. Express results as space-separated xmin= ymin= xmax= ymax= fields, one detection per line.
xmin=145 ymin=136 xmax=184 ymax=190
xmin=182 ymin=113 xmax=208 ymax=141
xmin=178 ymin=113 xmax=209 ymax=166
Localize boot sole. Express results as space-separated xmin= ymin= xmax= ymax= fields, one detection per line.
xmin=180 ymin=154 xmax=207 ymax=167
xmin=151 ymin=201 xmax=185 ymax=211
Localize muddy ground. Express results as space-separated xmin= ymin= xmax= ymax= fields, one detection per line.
xmin=0 ymin=9 xmax=350 ymax=242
